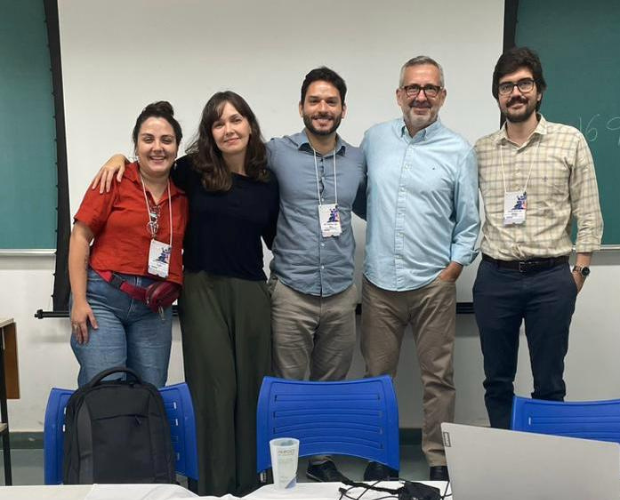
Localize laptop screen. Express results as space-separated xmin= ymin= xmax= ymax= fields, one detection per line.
xmin=442 ymin=423 xmax=620 ymax=500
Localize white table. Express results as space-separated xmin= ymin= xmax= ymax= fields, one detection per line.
xmin=0 ymin=483 xmax=199 ymax=500
xmin=246 ymin=481 xmax=450 ymax=500
xmin=0 ymin=481 xmax=450 ymax=500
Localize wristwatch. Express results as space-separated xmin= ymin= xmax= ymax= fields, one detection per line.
xmin=572 ymin=265 xmax=591 ymax=278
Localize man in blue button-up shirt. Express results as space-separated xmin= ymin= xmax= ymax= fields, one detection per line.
xmin=267 ymin=67 xmax=366 ymax=483
xmin=355 ymin=56 xmax=479 ymax=482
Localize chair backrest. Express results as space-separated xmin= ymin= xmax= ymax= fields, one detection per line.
xmin=159 ymin=383 xmax=199 ymax=480
xmin=43 ymin=388 xmax=74 ymax=485
xmin=256 ymin=375 xmax=400 ymax=474
xmin=511 ymin=396 xmax=620 ymax=443
xmin=43 ymin=382 xmax=198 ymax=484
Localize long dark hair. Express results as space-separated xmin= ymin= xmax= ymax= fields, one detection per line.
xmin=186 ymin=91 xmax=269 ymax=191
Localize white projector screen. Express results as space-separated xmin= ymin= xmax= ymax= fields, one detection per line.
xmin=59 ymin=0 xmax=504 ymax=300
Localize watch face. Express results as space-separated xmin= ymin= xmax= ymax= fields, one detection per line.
xmin=581 ymin=267 xmax=591 ymax=277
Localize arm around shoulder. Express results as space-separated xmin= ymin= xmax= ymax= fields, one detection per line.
xmin=91 ymin=154 xmax=130 ymax=193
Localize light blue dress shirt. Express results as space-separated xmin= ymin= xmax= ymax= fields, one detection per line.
xmin=267 ymin=131 xmax=365 ymax=297
xmin=360 ymin=118 xmax=479 ymax=292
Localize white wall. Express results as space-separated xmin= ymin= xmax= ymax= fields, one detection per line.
xmin=58 ymin=0 xmax=503 ymax=303
xmin=4 ymin=0 xmax=618 ymax=433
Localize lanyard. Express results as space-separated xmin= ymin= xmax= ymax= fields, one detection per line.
xmin=499 ymin=136 xmax=541 ymax=195
xmin=140 ymin=175 xmax=173 ymax=248
xmin=313 ymin=149 xmax=337 ymax=206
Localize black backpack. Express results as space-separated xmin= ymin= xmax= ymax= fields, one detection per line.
xmin=62 ymin=367 xmax=176 ymax=484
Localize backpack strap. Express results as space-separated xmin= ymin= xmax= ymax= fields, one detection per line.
xmin=86 ymin=367 xmax=143 ymax=388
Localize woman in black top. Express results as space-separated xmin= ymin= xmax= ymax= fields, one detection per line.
xmin=176 ymin=92 xmax=278 ymax=496
xmin=94 ymin=92 xmax=279 ymax=496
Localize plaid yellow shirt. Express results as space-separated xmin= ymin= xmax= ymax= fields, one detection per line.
xmin=475 ymin=115 xmax=603 ymax=260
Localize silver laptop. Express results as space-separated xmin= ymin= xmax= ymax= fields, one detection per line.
xmin=442 ymin=422 xmax=620 ymax=500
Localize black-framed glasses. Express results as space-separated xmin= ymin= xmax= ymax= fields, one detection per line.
xmin=400 ymin=84 xmax=443 ymax=98
xmin=498 ymin=78 xmax=535 ymax=96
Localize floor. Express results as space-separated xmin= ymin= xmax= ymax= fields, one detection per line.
xmin=0 ymin=445 xmax=429 ymax=487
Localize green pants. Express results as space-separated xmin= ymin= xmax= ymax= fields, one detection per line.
xmin=179 ymin=271 xmax=272 ymax=496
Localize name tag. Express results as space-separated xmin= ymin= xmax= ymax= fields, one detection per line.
xmin=503 ymin=191 xmax=527 ymax=225
xmin=318 ymin=203 xmax=342 ymax=238
xmin=148 ymin=239 xmax=171 ymax=278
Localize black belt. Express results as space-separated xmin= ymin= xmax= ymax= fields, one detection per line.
xmin=482 ymin=254 xmax=569 ymax=273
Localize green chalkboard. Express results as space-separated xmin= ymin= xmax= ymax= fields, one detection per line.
xmin=515 ymin=0 xmax=620 ymax=246
xmin=0 ymin=0 xmax=57 ymax=249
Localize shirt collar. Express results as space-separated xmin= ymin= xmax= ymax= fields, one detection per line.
xmin=126 ymin=161 xmax=184 ymax=197
xmin=494 ymin=113 xmax=548 ymax=146
xmin=295 ymin=129 xmax=347 ymax=156
xmin=398 ymin=118 xmax=443 ymax=141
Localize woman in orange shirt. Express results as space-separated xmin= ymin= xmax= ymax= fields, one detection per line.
xmin=69 ymin=101 xmax=188 ymax=387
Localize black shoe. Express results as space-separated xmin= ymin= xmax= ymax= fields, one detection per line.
xmin=429 ymin=465 xmax=449 ymax=481
xmin=307 ymin=460 xmax=350 ymax=483
xmin=363 ymin=461 xmax=400 ymax=481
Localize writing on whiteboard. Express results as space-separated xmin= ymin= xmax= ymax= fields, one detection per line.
xmin=578 ymin=115 xmax=620 ymax=146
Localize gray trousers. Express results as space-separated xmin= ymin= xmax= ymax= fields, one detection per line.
xmin=179 ymin=271 xmax=271 ymax=496
xmin=361 ymin=275 xmax=456 ymax=466
xmin=270 ymin=277 xmax=358 ymax=465
xmin=270 ymin=277 xmax=357 ymax=382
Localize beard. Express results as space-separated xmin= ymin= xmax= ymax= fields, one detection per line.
xmin=503 ymin=95 xmax=538 ymax=123
xmin=303 ymin=112 xmax=343 ymax=136
xmin=404 ymin=101 xmax=437 ymax=130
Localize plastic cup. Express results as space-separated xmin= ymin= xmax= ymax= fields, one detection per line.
xmin=269 ymin=437 xmax=300 ymax=489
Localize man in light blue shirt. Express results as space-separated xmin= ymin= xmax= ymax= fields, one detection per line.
xmin=267 ymin=67 xmax=366 ymax=483
xmin=356 ymin=56 xmax=479 ymax=482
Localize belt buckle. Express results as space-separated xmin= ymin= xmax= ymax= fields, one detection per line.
xmin=110 ymin=273 xmax=126 ymax=288
xmin=518 ymin=261 xmax=531 ymax=273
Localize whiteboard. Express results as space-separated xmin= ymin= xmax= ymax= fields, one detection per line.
xmin=58 ymin=0 xmax=504 ymax=300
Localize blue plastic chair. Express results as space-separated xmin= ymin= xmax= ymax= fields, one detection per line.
xmin=256 ymin=375 xmax=400 ymax=474
xmin=43 ymin=382 xmax=198 ymax=485
xmin=43 ymin=388 xmax=74 ymax=485
xmin=511 ymin=395 xmax=620 ymax=443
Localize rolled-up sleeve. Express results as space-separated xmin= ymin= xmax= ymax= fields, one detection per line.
xmin=571 ymin=134 xmax=603 ymax=252
xmin=450 ymin=147 xmax=480 ymax=265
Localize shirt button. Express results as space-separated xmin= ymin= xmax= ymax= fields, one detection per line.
xmin=321 ymin=265 xmax=325 ymax=269
xmin=321 ymin=243 xmax=325 ymax=247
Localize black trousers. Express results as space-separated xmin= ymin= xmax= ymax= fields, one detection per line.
xmin=473 ymin=259 xmax=578 ymax=429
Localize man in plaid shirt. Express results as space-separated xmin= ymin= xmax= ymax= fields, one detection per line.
xmin=474 ymin=47 xmax=603 ymax=429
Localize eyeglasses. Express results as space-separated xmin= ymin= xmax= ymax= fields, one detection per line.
xmin=400 ymin=84 xmax=443 ymax=98
xmin=498 ymin=78 xmax=536 ymax=96
xmin=147 ymin=204 xmax=160 ymax=237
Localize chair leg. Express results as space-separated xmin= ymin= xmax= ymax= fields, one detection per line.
xmin=1 ymin=432 xmax=12 ymax=485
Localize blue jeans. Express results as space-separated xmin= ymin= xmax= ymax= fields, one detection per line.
xmin=71 ymin=269 xmax=172 ymax=388
xmin=473 ymin=259 xmax=577 ymax=429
